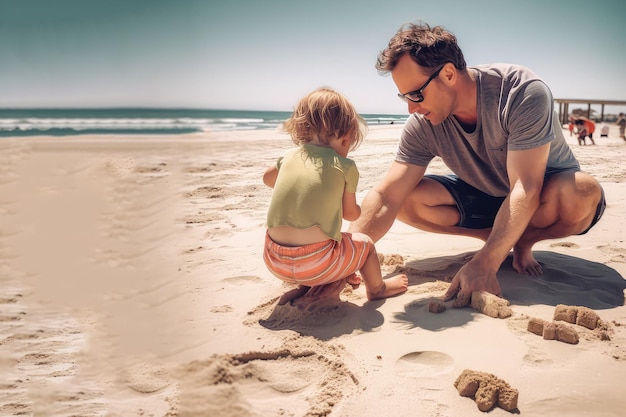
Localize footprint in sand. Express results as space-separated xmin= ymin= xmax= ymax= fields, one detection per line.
xmin=222 ymin=275 xmax=264 ymax=286
xmin=597 ymin=244 xmax=626 ymax=263
xmin=550 ymin=241 xmax=579 ymax=249
xmin=124 ymin=363 xmax=172 ymax=393
xmin=394 ymin=351 xmax=455 ymax=378
xmin=210 ymin=304 xmax=233 ymax=313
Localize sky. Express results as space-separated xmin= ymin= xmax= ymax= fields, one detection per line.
xmin=1 ymin=0 xmax=625 ymax=114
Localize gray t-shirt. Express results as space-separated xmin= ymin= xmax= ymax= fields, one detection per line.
xmin=396 ymin=64 xmax=580 ymax=197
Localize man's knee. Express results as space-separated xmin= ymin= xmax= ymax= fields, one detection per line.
xmin=397 ymin=191 xmax=460 ymax=227
xmin=545 ymin=172 xmax=602 ymax=228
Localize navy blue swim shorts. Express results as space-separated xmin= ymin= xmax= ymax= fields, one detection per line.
xmin=425 ymin=174 xmax=504 ymax=229
xmin=425 ymin=172 xmax=606 ymax=233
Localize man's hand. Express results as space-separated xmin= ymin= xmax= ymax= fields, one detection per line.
xmin=444 ymin=259 xmax=502 ymax=307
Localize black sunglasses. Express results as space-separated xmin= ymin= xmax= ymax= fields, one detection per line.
xmin=397 ymin=64 xmax=446 ymax=103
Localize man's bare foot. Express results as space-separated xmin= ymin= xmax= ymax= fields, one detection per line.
xmin=277 ymin=285 xmax=310 ymax=305
xmin=366 ymin=274 xmax=409 ymax=301
xmin=512 ymin=246 xmax=543 ymax=276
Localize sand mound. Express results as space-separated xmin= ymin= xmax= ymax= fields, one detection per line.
xmin=172 ymin=335 xmax=358 ymax=417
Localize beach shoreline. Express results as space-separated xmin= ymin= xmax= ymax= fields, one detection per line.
xmin=1 ymin=123 xmax=625 ymax=416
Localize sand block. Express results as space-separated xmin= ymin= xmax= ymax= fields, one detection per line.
xmin=475 ymin=384 xmax=498 ymax=412
xmin=542 ymin=321 xmax=579 ymax=344
xmin=556 ymin=323 xmax=580 ymax=344
xmin=575 ymin=307 xmax=600 ymax=330
xmin=428 ymin=301 xmax=447 ymax=314
xmin=554 ymin=304 xmax=601 ymax=330
xmin=542 ymin=322 xmax=557 ymax=340
xmin=527 ymin=317 xmax=547 ymax=336
xmin=454 ymin=369 xmax=519 ymax=412
xmin=470 ymin=291 xmax=512 ymax=319
xmin=554 ymin=304 xmax=578 ymax=324
xmin=498 ymin=385 xmax=520 ymax=412
xmin=455 ymin=374 xmax=480 ymax=397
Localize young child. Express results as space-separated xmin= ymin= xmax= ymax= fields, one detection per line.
xmin=262 ymin=87 xmax=408 ymax=305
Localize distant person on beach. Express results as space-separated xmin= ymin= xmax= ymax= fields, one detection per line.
xmin=574 ymin=119 xmax=588 ymax=145
xmin=349 ymin=22 xmax=606 ymax=307
xmin=263 ymin=87 xmax=408 ymax=305
xmin=582 ymin=117 xmax=596 ymax=144
xmin=574 ymin=118 xmax=596 ymax=145
xmin=616 ymin=112 xmax=626 ymax=140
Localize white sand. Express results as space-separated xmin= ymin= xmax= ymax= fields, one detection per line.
xmin=1 ymin=124 xmax=625 ymax=416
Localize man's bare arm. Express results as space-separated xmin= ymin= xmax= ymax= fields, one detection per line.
xmin=349 ymin=161 xmax=426 ymax=242
xmin=471 ymin=143 xmax=549 ymax=269
xmin=444 ymin=143 xmax=550 ymax=305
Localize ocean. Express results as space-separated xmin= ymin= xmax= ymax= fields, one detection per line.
xmin=0 ymin=108 xmax=408 ymax=137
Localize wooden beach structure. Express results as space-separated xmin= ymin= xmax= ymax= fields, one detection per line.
xmin=554 ymin=98 xmax=626 ymax=124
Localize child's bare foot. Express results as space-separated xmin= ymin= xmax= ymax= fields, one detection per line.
xmin=345 ymin=273 xmax=361 ymax=289
xmin=366 ymin=274 xmax=408 ymax=300
xmin=277 ymin=285 xmax=310 ymax=305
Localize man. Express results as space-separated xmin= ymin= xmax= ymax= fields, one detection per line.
xmin=349 ymin=22 xmax=605 ymax=307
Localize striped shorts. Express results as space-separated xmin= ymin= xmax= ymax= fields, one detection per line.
xmin=263 ymin=231 xmax=373 ymax=286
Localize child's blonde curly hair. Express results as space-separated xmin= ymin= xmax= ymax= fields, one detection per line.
xmin=283 ymin=87 xmax=367 ymax=152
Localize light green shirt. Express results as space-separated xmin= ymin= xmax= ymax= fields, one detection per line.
xmin=266 ymin=143 xmax=359 ymax=241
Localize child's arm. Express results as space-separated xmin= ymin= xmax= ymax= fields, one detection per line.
xmin=263 ymin=165 xmax=279 ymax=188
xmin=342 ymin=190 xmax=361 ymax=221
